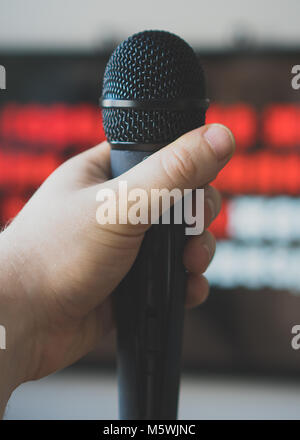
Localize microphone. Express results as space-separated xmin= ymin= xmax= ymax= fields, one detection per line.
xmin=101 ymin=30 xmax=208 ymax=420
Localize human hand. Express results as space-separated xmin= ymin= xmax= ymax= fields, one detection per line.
xmin=0 ymin=123 xmax=235 ymax=415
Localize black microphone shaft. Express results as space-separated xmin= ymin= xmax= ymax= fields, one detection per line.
xmin=111 ymin=147 xmax=186 ymax=420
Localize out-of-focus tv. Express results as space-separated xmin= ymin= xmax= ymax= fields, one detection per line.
xmin=1 ymin=48 xmax=300 ymax=376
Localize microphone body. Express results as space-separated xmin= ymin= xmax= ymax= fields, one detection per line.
xmin=101 ymin=30 xmax=208 ymax=419
xmin=110 ymin=146 xmax=186 ymax=419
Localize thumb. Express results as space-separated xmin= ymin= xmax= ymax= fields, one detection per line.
xmin=121 ymin=123 xmax=235 ymax=193
xmin=96 ymin=123 xmax=235 ymax=231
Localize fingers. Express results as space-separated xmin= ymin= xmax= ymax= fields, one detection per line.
xmin=185 ymin=274 xmax=210 ymax=309
xmin=204 ymin=185 xmax=222 ymax=228
xmin=77 ymin=141 xmax=111 ymax=180
xmin=183 ymin=230 xmax=216 ymax=274
xmin=183 ymin=230 xmax=216 ymax=309
xmin=188 ymin=185 xmax=221 ymax=230
xmin=61 ymin=141 xmax=111 ymax=185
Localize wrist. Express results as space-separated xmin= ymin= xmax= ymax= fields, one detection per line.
xmin=0 ymin=226 xmax=37 ymax=416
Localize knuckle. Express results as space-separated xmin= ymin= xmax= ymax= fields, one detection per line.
xmin=161 ymin=144 xmax=198 ymax=188
xmin=205 ymin=230 xmax=216 ymax=257
xmin=205 ymin=229 xmax=215 ymax=242
xmin=206 ymin=185 xmax=222 ymax=209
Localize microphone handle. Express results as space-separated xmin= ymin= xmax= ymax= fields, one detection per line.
xmin=111 ymin=148 xmax=187 ymax=420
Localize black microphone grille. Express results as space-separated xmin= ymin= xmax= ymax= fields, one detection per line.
xmin=101 ymin=30 xmax=207 ymax=145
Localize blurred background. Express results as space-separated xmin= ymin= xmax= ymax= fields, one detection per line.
xmin=1 ymin=0 xmax=300 ymax=420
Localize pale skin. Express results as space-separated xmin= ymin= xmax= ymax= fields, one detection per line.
xmin=0 ymin=123 xmax=235 ymax=417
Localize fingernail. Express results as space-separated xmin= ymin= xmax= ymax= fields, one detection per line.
xmin=204 ymin=124 xmax=235 ymax=161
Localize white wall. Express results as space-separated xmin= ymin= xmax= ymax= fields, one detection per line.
xmin=0 ymin=0 xmax=300 ymax=50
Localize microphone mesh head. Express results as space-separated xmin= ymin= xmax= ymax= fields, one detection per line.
xmin=102 ymin=30 xmax=206 ymax=144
